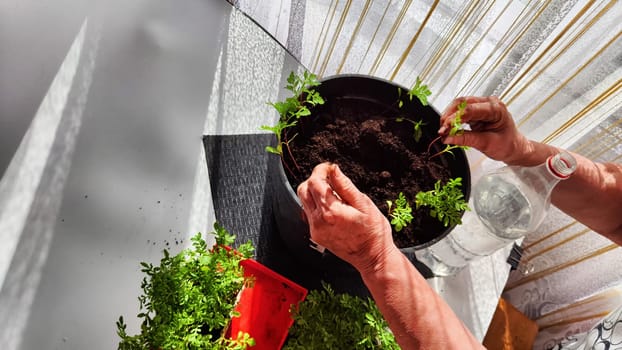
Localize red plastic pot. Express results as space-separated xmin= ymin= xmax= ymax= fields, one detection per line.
xmin=227 ymin=259 xmax=308 ymax=349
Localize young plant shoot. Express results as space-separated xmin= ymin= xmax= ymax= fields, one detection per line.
xmin=415 ymin=177 xmax=470 ymax=227
xmin=408 ymin=76 xmax=432 ymax=106
xmin=428 ymin=100 xmax=470 ymax=158
xmin=387 ymin=192 xmax=413 ymax=232
xmin=261 ymin=71 xmax=325 ymax=158
xmin=395 ymin=77 xmax=430 ymax=142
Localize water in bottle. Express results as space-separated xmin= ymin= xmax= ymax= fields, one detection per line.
xmin=417 ymin=151 xmax=577 ymax=276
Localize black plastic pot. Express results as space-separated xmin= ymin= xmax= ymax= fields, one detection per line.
xmin=269 ymin=74 xmax=471 ymax=274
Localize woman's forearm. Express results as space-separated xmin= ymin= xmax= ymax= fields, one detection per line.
xmin=509 ymin=140 xmax=622 ymax=243
xmin=359 ymin=245 xmax=485 ymax=350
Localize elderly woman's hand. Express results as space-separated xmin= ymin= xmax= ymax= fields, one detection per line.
xmin=440 ymin=96 xmax=530 ymax=165
xmin=296 ymin=163 xmax=396 ymax=273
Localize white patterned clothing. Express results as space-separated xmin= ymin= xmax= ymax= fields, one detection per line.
xmin=550 ymin=304 xmax=622 ymax=350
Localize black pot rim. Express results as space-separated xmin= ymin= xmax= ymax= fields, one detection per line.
xmin=275 ymin=74 xmax=471 ymax=251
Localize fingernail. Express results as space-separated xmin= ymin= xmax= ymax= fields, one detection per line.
xmin=331 ymin=163 xmax=341 ymax=175
xmin=438 ymin=126 xmax=446 ymax=134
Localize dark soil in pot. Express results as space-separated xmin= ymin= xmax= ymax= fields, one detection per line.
xmin=280 ymin=75 xmax=470 ymax=250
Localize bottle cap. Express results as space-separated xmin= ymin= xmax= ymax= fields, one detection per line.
xmin=547 ymin=151 xmax=577 ymax=179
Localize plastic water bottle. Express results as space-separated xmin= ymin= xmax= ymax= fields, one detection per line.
xmin=417 ymin=151 xmax=577 ymax=276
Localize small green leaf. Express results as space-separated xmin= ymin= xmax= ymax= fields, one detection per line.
xmin=310 ymin=92 xmax=325 ymax=105
xmin=269 ymin=101 xmax=290 ymax=117
xmin=287 ymin=71 xmax=296 ymax=85
xmin=413 ymin=120 xmax=424 ymax=143
xmin=298 ymin=107 xmax=311 ymax=117
xmin=265 ymin=146 xmax=280 ymax=155
xmin=449 ymin=100 xmax=468 ymax=136
xmin=408 ymin=76 xmax=432 ymax=106
xmin=387 ymin=192 xmax=413 ymax=232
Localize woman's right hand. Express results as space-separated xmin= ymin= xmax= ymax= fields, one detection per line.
xmin=296 ymin=163 xmax=396 ymax=274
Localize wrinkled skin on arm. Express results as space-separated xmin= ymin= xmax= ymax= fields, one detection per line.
xmin=297 ymin=163 xmax=485 ymax=350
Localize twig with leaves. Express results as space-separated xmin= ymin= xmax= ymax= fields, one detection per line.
xmin=408 ymin=77 xmax=432 ymax=106
xmin=261 ymin=71 xmax=325 ymax=176
xmin=394 ymin=77 xmax=431 ymax=142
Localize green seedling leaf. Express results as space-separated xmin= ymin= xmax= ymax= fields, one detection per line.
xmin=449 ymin=100 xmax=467 ymax=136
xmin=428 ymin=100 xmax=469 ymax=159
xmin=265 ymin=145 xmax=281 ymax=155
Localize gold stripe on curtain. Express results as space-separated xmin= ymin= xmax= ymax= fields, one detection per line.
xmin=369 ymin=0 xmax=414 ymax=76
xmin=502 ymin=0 xmax=614 ymax=105
xmin=505 ymin=244 xmax=619 ymax=292
xmin=317 ymin=0 xmax=353 ymax=77
xmin=535 ymin=288 xmax=622 ymax=331
xmin=522 ymin=227 xmax=591 ymax=263
xmin=336 ymin=0 xmax=372 ymax=74
xmin=457 ymin=0 xmax=551 ymax=97
xmin=522 ymin=221 xmax=579 ymax=250
xmin=433 ymin=0 xmax=503 ymax=98
xmin=390 ymin=0 xmax=440 ymax=80
xmin=517 ymin=35 xmax=621 ymax=130
xmin=571 ymin=117 xmax=622 ymax=156
xmin=541 ymin=77 xmax=622 ymax=144
xmin=311 ymin=0 xmax=339 ymax=73
xmin=357 ymin=1 xmax=392 ymax=73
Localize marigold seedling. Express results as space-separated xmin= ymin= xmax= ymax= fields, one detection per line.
xmin=262 ymin=71 xmax=325 ymax=157
xmin=415 ymin=177 xmax=470 ymax=227
xmin=262 ymin=71 xmax=325 ymax=179
xmin=408 ymin=77 xmax=432 ymax=106
xmin=393 ymin=77 xmax=430 ymax=143
xmin=387 ymin=192 xmax=413 ymax=232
